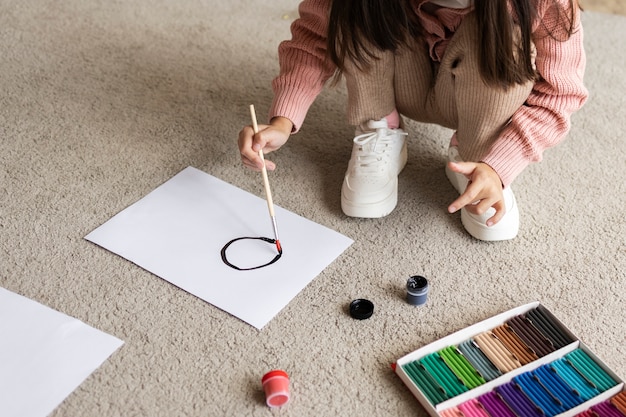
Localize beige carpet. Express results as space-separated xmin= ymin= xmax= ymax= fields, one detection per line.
xmin=1 ymin=1 xmax=625 ymax=416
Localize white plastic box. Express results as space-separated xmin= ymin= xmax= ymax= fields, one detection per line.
xmin=394 ymin=302 xmax=624 ymax=417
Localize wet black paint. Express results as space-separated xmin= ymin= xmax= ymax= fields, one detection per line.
xmin=220 ymin=237 xmax=283 ymax=271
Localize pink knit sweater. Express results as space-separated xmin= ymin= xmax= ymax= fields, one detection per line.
xmin=270 ymin=0 xmax=588 ymax=187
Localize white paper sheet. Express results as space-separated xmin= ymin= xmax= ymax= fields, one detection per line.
xmin=85 ymin=167 xmax=353 ymax=329
xmin=0 ymin=287 xmax=123 ymax=417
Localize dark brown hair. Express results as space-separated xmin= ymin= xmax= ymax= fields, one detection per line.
xmin=328 ymin=0 xmax=579 ymax=88
xmin=328 ymin=0 xmax=419 ymax=73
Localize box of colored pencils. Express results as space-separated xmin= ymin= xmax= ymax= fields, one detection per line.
xmin=394 ymin=302 xmax=625 ymax=417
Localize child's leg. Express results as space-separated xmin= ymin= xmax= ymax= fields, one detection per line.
xmin=435 ymin=13 xmax=534 ymax=241
xmin=393 ymin=13 xmax=534 ymax=165
xmin=340 ymin=47 xmax=410 ymax=218
xmin=433 ymin=13 xmax=534 ymax=163
xmin=342 ymin=48 xmax=399 ymax=128
xmin=393 ymin=38 xmax=443 ymax=126
xmin=343 ymin=38 xmax=436 ymax=128
xmin=392 ymin=14 xmax=534 ymax=241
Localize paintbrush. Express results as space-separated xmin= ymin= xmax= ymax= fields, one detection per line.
xmin=249 ymin=104 xmax=282 ymax=253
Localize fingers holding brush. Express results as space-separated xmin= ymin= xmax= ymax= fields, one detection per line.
xmin=238 ymin=124 xmax=270 ymax=171
xmin=238 ymin=117 xmax=292 ymax=171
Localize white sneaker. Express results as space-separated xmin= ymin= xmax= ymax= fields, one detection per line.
xmin=445 ymin=146 xmax=519 ymax=241
xmin=341 ymin=119 xmax=408 ymax=218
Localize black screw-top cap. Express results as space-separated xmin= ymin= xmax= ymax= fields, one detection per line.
xmin=349 ymin=299 xmax=374 ymax=320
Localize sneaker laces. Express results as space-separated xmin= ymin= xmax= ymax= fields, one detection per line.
xmin=352 ymin=128 xmax=407 ymax=174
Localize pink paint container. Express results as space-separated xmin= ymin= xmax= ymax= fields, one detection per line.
xmin=261 ymin=370 xmax=290 ymax=407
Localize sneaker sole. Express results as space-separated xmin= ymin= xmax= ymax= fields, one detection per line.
xmin=341 ymin=180 xmax=399 ymax=218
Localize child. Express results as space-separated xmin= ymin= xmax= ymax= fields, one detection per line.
xmin=238 ymin=0 xmax=588 ymax=241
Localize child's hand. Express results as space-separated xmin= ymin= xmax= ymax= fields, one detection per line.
xmin=447 ymin=161 xmax=506 ymax=227
xmin=238 ymin=117 xmax=293 ymax=171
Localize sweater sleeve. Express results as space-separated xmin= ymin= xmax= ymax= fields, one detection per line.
xmin=269 ymin=0 xmax=336 ymax=132
xmin=481 ymin=2 xmax=588 ymax=188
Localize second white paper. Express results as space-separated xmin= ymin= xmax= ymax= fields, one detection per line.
xmin=0 ymin=287 xmax=123 ymax=417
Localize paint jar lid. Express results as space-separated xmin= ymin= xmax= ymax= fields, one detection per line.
xmin=262 ymin=370 xmax=289 ymax=383
xmin=349 ymin=299 xmax=374 ymax=320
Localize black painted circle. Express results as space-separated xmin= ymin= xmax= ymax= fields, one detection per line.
xmin=220 ymin=236 xmax=282 ymax=271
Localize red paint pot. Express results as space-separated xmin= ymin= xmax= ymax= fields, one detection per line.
xmin=261 ymin=370 xmax=290 ymax=407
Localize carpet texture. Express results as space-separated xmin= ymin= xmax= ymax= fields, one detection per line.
xmin=1 ymin=1 xmax=624 ymax=416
